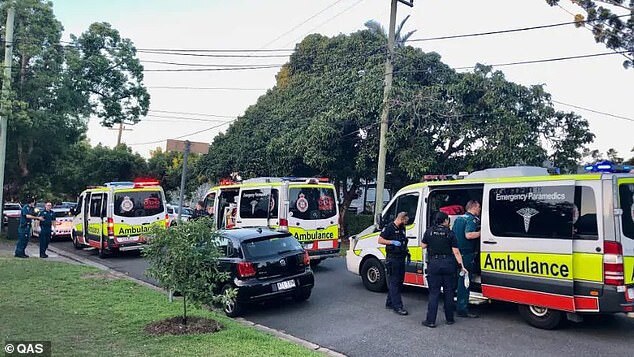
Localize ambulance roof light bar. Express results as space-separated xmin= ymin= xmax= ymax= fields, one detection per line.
xmin=104 ymin=181 xmax=134 ymax=187
xmin=584 ymin=160 xmax=632 ymax=173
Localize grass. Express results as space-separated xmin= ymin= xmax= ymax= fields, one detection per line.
xmin=0 ymin=258 xmax=318 ymax=357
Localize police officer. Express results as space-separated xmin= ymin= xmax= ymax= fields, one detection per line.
xmin=378 ymin=211 xmax=410 ymax=316
xmin=14 ymin=197 xmax=44 ymax=258
xmin=38 ymin=202 xmax=55 ymax=258
xmin=452 ymin=200 xmax=481 ymax=318
xmin=421 ymin=211 xmax=466 ymax=328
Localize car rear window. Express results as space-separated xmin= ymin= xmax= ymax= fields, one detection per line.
xmin=114 ymin=191 xmax=165 ymax=217
xmin=54 ymin=211 xmax=71 ymax=218
xmin=4 ymin=204 xmax=20 ymax=210
xmin=242 ymin=235 xmax=302 ymax=259
xmin=620 ymin=183 xmax=634 ymax=240
xmin=289 ymin=187 xmax=337 ymax=220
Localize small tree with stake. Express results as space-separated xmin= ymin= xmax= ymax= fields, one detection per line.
xmin=144 ymin=218 xmax=233 ymax=325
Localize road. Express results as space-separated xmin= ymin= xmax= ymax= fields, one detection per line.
xmin=52 ymin=240 xmax=634 ymax=357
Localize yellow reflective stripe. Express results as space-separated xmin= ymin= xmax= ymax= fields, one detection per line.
xmin=408 ymin=246 xmax=422 ymax=261
xmin=353 ymin=249 xmax=362 ymax=256
xmin=74 ymin=223 xmax=83 ymax=232
xmin=572 ymin=253 xmax=603 ymax=282
xmin=481 ymin=252 xmax=573 ymax=280
xmin=624 ymin=257 xmax=634 ymax=285
xmin=288 ymin=224 xmax=338 ymax=242
xmin=378 ymin=247 xmax=386 ymax=257
xmin=359 ymin=232 xmax=379 ymax=240
xmin=87 ymin=223 xmax=102 ymax=236
xmin=114 ymin=221 xmax=164 ymax=236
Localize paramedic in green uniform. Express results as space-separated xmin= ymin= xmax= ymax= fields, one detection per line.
xmin=452 ymin=200 xmax=481 ymax=318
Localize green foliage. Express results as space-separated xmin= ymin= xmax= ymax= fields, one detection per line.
xmin=546 ymin=0 xmax=634 ymax=68
xmin=144 ymin=218 xmax=232 ymax=323
xmin=148 ymin=148 xmax=201 ymax=202
xmin=344 ymin=214 xmax=374 ymax=237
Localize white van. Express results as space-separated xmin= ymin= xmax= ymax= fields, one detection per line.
xmin=347 ymin=165 xmax=634 ymax=328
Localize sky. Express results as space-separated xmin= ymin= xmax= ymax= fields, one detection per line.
xmin=51 ymin=0 xmax=634 ymax=162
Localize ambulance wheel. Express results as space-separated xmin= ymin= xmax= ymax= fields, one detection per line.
xmin=72 ymin=231 xmax=84 ymax=249
xmin=361 ymin=257 xmax=387 ymax=292
xmin=221 ymin=284 xmax=242 ymax=317
xmin=518 ymin=305 xmax=563 ymax=330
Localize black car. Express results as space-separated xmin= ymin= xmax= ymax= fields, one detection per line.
xmin=217 ymin=228 xmax=314 ymax=317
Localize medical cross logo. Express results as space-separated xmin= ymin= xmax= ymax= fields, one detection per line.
xmin=516 ymin=208 xmax=539 ymax=233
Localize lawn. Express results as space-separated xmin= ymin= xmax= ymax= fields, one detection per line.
xmin=0 ymin=258 xmax=318 ymax=357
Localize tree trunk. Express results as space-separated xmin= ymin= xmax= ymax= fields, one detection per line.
xmin=182 ymin=293 xmax=187 ymax=325
xmin=338 ymin=178 xmax=359 ymax=237
xmin=17 ymin=140 xmax=33 ymax=178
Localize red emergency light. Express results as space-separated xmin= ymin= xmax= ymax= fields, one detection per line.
xmin=133 ymin=178 xmax=160 ymax=188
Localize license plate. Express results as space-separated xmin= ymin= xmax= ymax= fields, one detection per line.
xmin=117 ymin=236 xmax=138 ymax=243
xmin=276 ymin=280 xmax=296 ymax=291
xmin=627 ymin=288 xmax=634 ymax=301
xmin=303 ymin=243 xmax=313 ymax=249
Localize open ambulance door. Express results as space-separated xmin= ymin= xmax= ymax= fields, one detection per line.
xmin=480 ymin=180 xmax=576 ymax=325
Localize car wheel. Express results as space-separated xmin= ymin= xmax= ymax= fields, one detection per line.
xmin=518 ymin=304 xmax=564 ymax=330
xmin=361 ymin=257 xmax=387 ymax=292
xmin=221 ymin=284 xmax=242 ymax=317
xmin=309 ymin=259 xmax=322 ymax=268
xmin=293 ymin=287 xmax=312 ymax=302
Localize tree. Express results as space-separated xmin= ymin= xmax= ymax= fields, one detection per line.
xmin=546 ymin=0 xmax=634 ymax=68
xmin=147 ymin=148 xmax=201 ymax=202
xmin=67 ymin=22 xmax=150 ymax=127
xmin=607 ymin=148 xmax=625 ymax=163
xmin=364 ymin=15 xmax=417 ymax=47
xmin=144 ymin=218 xmax=231 ymax=324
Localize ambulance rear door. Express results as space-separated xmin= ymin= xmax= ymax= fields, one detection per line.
xmin=618 ymin=178 xmax=634 ymax=288
xmin=481 ymin=180 xmax=576 ymax=312
xmin=236 ymin=186 xmax=279 ymax=229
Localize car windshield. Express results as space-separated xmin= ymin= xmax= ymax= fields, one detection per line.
xmin=114 ymin=190 xmax=165 ymax=217
xmin=182 ymin=208 xmax=193 ymax=216
xmin=3 ymin=204 xmax=20 ymax=210
xmin=241 ymin=235 xmax=302 ymax=259
xmin=620 ymin=183 xmax=634 ymax=240
xmin=289 ymin=186 xmax=337 ymax=220
xmin=54 ymin=211 xmax=71 ymax=218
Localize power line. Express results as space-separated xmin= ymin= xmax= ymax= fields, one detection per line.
xmin=552 ymin=100 xmax=634 ymax=122
xmin=144 ymin=114 xmax=234 ymax=123
xmin=261 ymin=0 xmax=348 ymax=48
xmin=137 ymin=50 xmax=291 ymax=58
xmin=407 ymin=14 xmax=631 ymax=43
xmin=147 ymin=86 xmax=267 ymax=91
xmin=285 ymin=0 xmax=366 ymax=47
xmin=143 ymin=64 xmax=283 ymax=72
xmin=128 ymin=121 xmax=234 ymax=146
xmin=140 ymin=60 xmax=282 ymax=67
xmin=451 ymin=50 xmax=629 ymax=70
xmin=135 ymin=47 xmax=294 ymax=53
xmin=148 ymin=109 xmax=236 ymax=119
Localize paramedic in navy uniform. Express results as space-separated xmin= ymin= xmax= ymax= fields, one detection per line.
xmin=378 ymin=211 xmax=410 ymax=316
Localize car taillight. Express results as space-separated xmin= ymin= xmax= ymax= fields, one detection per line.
xmin=106 ymin=217 xmax=114 ymax=238
xmin=303 ymin=251 xmax=310 ymax=266
xmin=279 ymin=218 xmax=289 ymax=232
xmin=165 ymin=213 xmax=170 ymax=228
xmin=237 ymin=262 xmax=256 ymax=278
xmin=604 ymin=241 xmax=624 ymax=286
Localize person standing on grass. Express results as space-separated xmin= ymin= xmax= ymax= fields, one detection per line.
xmin=38 ymin=202 xmax=55 ymax=258
xmin=14 ymin=197 xmax=44 ymax=258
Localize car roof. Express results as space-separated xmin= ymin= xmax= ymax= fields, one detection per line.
xmin=219 ymin=227 xmax=291 ymax=242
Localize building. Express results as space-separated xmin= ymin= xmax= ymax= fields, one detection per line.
xmin=166 ymin=139 xmax=209 ymax=155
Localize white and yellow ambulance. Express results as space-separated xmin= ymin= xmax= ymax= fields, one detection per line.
xmin=347 ymin=164 xmax=634 ymax=328
xmin=204 ymin=177 xmax=340 ymax=265
xmin=71 ymin=180 xmax=169 ymax=258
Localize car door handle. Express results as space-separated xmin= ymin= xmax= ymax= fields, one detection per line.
xmin=406 ymin=236 xmax=417 ymax=240
xmin=483 ymin=241 xmax=497 ymax=245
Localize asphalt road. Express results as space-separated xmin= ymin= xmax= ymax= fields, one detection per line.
xmin=52 ymin=240 xmax=634 ymax=357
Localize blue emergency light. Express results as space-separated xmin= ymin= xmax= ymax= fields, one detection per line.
xmin=584 ymin=160 xmax=632 ymax=173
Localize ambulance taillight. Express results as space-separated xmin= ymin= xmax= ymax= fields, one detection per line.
xmin=107 ymin=217 xmax=115 ymax=240
xmin=603 ymin=241 xmax=624 ymax=286
xmin=279 ymin=218 xmax=289 ymax=232
xmin=165 ymin=213 xmax=170 ymax=228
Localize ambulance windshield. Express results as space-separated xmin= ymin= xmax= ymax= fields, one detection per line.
xmin=620 ymin=184 xmax=634 ymax=240
xmin=289 ymin=187 xmax=337 ymax=220
xmin=114 ymin=191 xmax=164 ymax=218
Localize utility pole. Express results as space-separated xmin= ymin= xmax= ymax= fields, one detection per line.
xmin=177 ymin=140 xmax=191 ymax=224
xmin=374 ymin=0 xmax=413 ymax=222
xmin=110 ymin=122 xmax=132 ymax=146
xmin=0 ymin=7 xmax=16 ymax=226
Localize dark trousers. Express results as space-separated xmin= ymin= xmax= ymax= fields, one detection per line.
xmin=40 ymin=228 xmax=51 ymax=256
xmin=425 ymin=257 xmax=457 ymax=324
xmin=457 ymin=252 xmax=476 ymax=314
xmin=385 ymin=257 xmax=406 ymax=310
xmin=14 ymin=226 xmax=31 ymax=256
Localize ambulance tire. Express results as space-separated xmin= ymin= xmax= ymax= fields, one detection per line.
xmin=518 ymin=304 xmax=563 ymax=330
xmin=72 ymin=231 xmax=85 ymax=249
xmin=361 ymin=257 xmax=387 ymax=292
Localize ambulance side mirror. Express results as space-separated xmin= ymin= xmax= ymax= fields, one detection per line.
xmin=375 ymin=213 xmax=385 ymax=230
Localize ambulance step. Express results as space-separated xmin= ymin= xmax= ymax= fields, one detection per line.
xmin=469 ymin=292 xmax=489 ymax=305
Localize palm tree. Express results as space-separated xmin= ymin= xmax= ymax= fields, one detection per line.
xmin=364 ymin=15 xmax=417 ymax=47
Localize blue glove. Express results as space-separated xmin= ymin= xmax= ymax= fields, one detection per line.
xmin=391 ymin=240 xmax=402 ymax=247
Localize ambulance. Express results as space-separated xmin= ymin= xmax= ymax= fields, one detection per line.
xmin=204 ymin=177 xmax=340 ymax=265
xmin=346 ymin=163 xmax=634 ymax=329
xmin=71 ymin=180 xmax=169 ymax=258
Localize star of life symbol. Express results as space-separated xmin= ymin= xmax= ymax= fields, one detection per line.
xmin=516 ymin=207 xmax=539 ymax=233
xmin=250 ymin=200 xmax=258 ymax=214
xmin=296 ymin=193 xmax=308 ymax=213
xmin=121 ymin=196 xmax=134 ymax=212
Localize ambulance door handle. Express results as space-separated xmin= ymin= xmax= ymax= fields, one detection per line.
xmin=317 ymin=227 xmax=325 ymax=230
xmin=483 ymin=241 xmax=497 ymax=245
xmin=236 ymin=220 xmax=242 ymax=223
